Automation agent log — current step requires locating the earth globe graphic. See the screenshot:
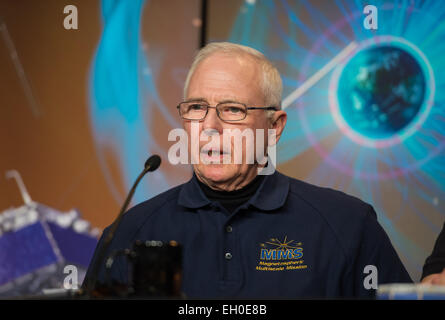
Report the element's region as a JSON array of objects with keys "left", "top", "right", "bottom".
[{"left": 330, "top": 37, "right": 434, "bottom": 148}]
